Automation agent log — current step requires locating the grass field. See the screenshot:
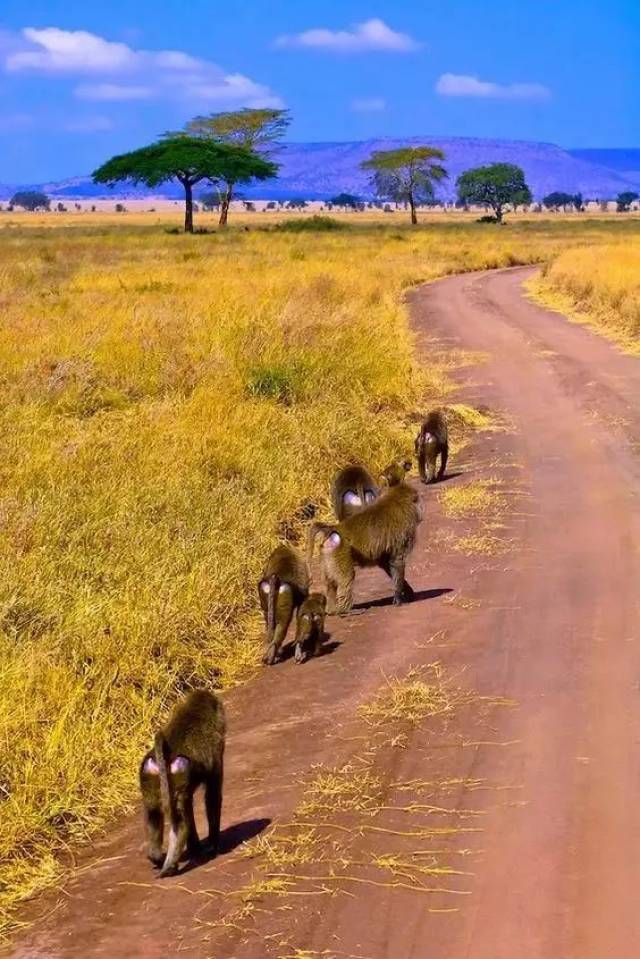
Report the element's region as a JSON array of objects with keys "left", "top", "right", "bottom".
[
  {"left": 1, "top": 213, "right": 640, "bottom": 931},
  {"left": 531, "top": 241, "right": 640, "bottom": 353}
]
